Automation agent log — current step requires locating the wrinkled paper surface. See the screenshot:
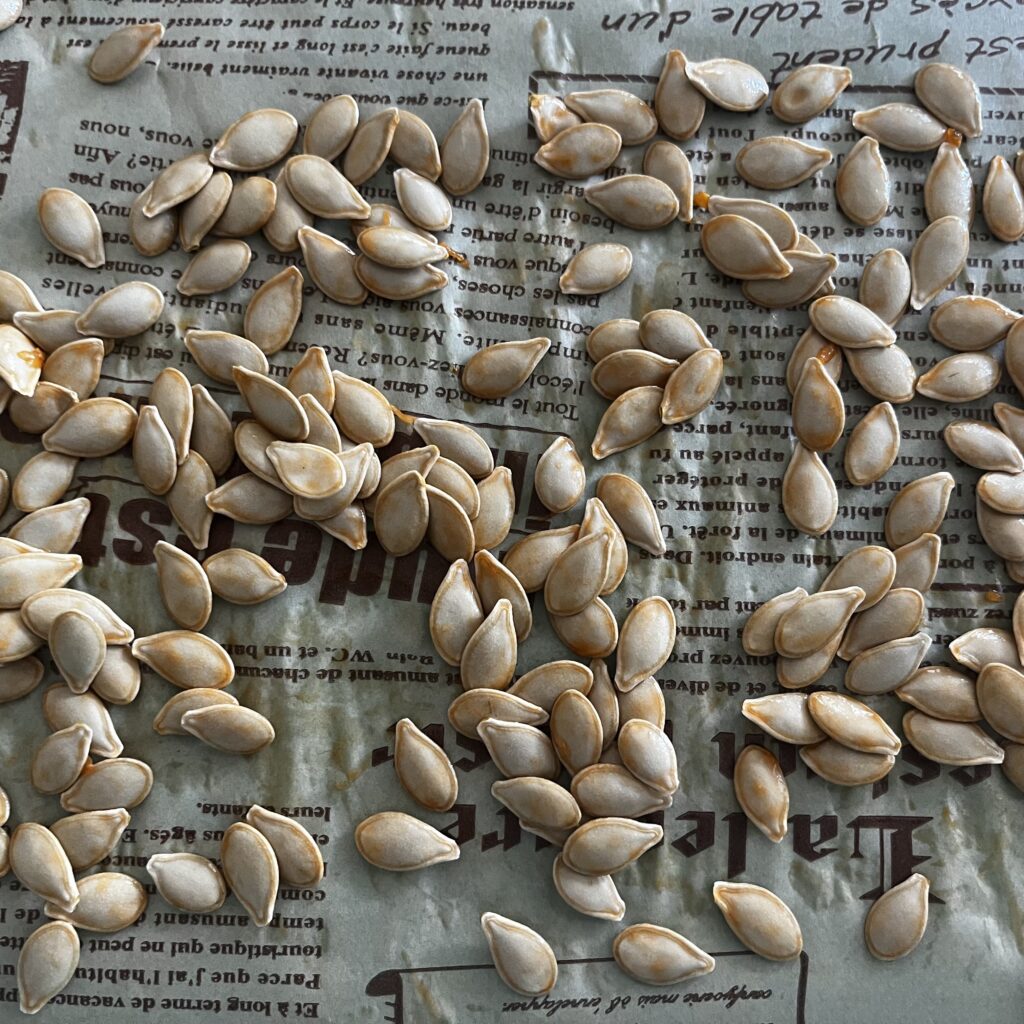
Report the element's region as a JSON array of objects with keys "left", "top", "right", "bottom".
[{"left": 0, "top": 1, "right": 1022, "bottom": 1021}]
